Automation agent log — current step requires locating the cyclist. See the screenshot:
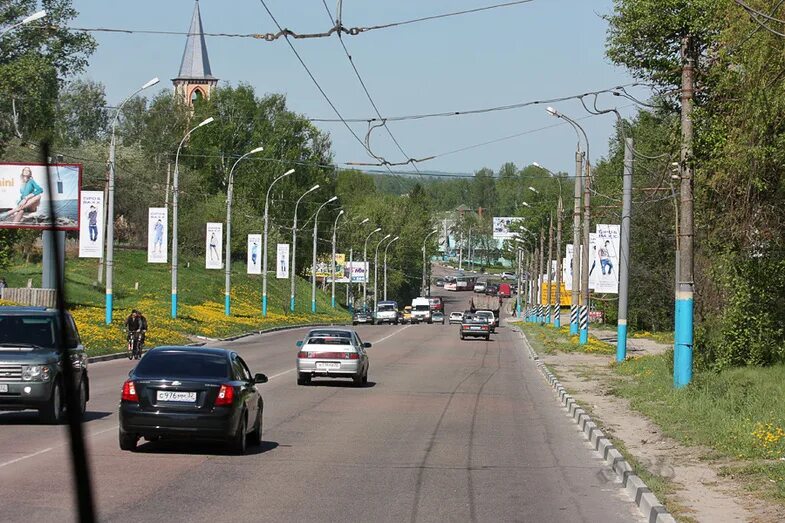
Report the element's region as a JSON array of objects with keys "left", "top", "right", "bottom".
[{"left": 124, "top": 309, "right": 148, "bottom": 358}]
